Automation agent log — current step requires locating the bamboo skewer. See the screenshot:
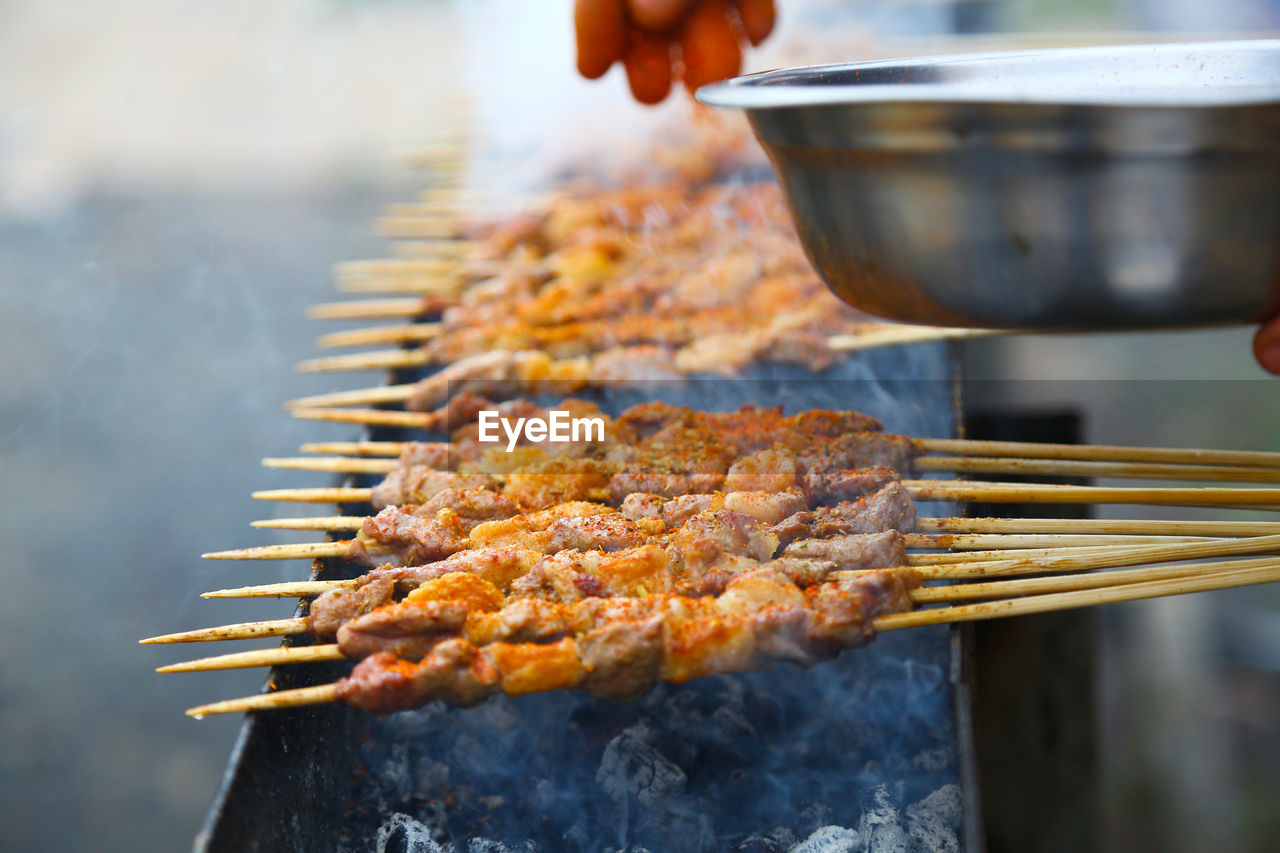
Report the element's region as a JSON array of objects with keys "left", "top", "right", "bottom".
[
  {"left": 317, "top": 324, "right": 444, "bottom": 349},
  {"left": 166, "top": 555, "right": 1280, "bottom": 673},
  {"left": 246, "top": 480, "right": 1280, "bottom": 509},
  {"left": 913, "top": 556, "right": 1280, "bottom": 603},
  {"left": 907, "top": 539, "right": 1219, "bottom": 565},
  {"left": 914, "top": 533, "right": 1280, "bottom": 579},
  {"left": 202, "top": 541, "right": 351, "bottom": 561},
  {"left": 251, "top": 487, "right": 373, "bottom": 503},
  {"left": 188, "top": 533, "right": 1280, "bottom": 606},
  {"left": 187, "top": 685, "right": 341, "bottom": 719},
  {"left": 260, "top": 450, "right": 1280, "bottom": 486},
  {"left": 395, "top": 240, "right": 483, "bottom": 258},
  {"left": 262, "top": 456, "right": 396, "bottom": 475},
  {"left": 919, "top": 437, "right": 1280, "bottom": 469},
  {"left": 140, "top": 618, "right": 308, "bottom": 645},
  {"left": 298, "top": 441, "right": 406, "bottom": 456},
  {"left": 157, "top": 644, "right": 346, "bottom": 673},
  {"left": 244, "top": 509, "right": 1268, "bottom": 539},
  {"left": 904, "top": 480, "right": 1280, "bottom": 508},
  {"left": 251, "top": 517, "right": 366, "bottom": 531},
  {"left": 296, "top": 350, "right": 430, "bottom": 374},
  {"left": 290, "top": 407, "right": 439, "bottom": 428},
  {"left": 291, "top": 439, "right": 1280, "bottom": 473},
  {"left": 194, "top": 538, "right": 1191, "bottom": 567},
  {"left": 915, "top": 517, "right": 1280, "bottom": 537},
  {"left": 826, "top": 327, "right": 1004, "bottom": 351},
  {"left": 307, "top": 299, "right": 427, "bottom": 322},
  {"left": 180, "top": 563, "right": 1280, "bottom": 716},
  {"left": 375, "top": 217, "right": 463, "bottom": 240},
  {"left": 280, "top": 426, "right": 1280, "bottom": 476},
  {"left": 285, "top": 384, "right": 416, "bottom": 409},
  {"left": 916, "top": 456, "right": 1280, "bottom": 484},
  {"left": 203, "top": 580, "right": 360, "bottom": 599},
  {"left": 289, "top": 325, "right": 1003, "bottom": 375},
  {"left": 245, "top": 509, "right": 1226, "bottom": 544},
  {"left": 876, "top": 561, "right": 1280, "bottom": 630},
  {"left": 196, "top": 534, "right": 1130, "bottom": 566},
  {"left": 335, "top": 258, "right": 465, "bottom": 277}
]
